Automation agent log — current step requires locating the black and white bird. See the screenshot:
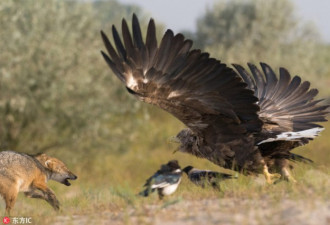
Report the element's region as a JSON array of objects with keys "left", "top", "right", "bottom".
[
  {"left": 139, "top": 160, "right": 182, "bottom": 200},
  {"left": 101, "top": 14, "right": 329, "bottom": 184},
  {"left": 183, "top": 166, "right": 234, "bottom": 191}
]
